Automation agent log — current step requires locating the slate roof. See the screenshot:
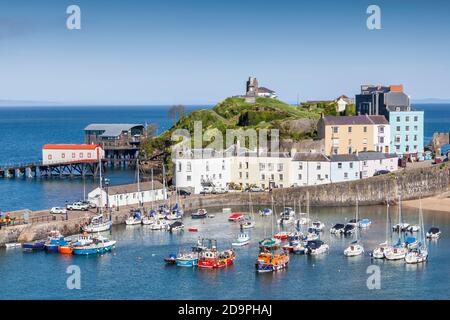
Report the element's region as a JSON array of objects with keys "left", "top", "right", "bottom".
[
  {"left": 107, "top": 181, "right": 164, "bottom": 195},
  {"left": 292, "top": 153, "right": 330, "bottom": 162},
  {"left": 330, "top": 154, "right": 359, "bottom": 162},
  {"left": 84, "top": 124, "right": 144, "bottom": 137},
  {"left": 321, "top": 115, "right": 388, "bottom": 125}
]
